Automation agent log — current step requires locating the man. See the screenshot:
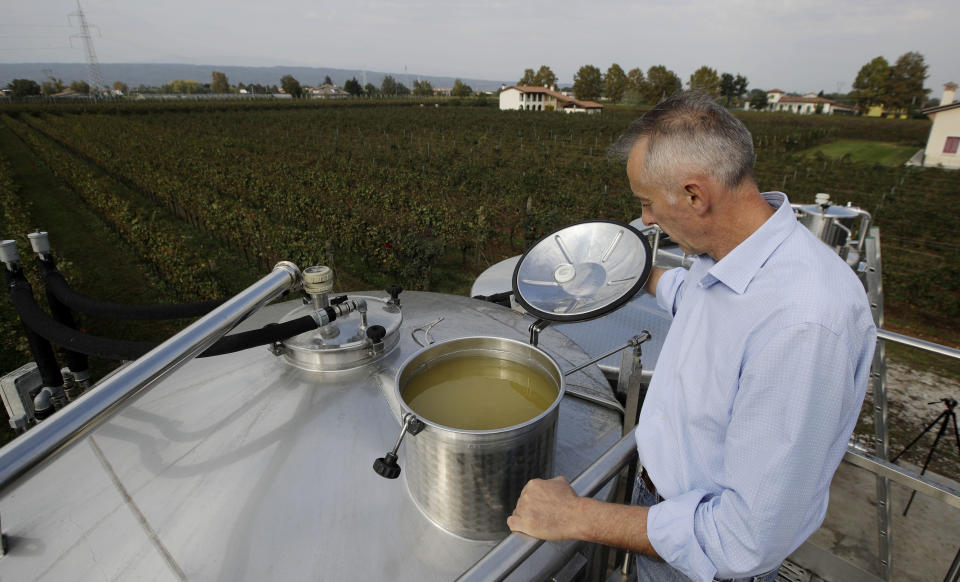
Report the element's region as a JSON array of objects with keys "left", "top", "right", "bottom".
[{"left": 507, "top": 91, "right": 876, "bottom": 582}]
